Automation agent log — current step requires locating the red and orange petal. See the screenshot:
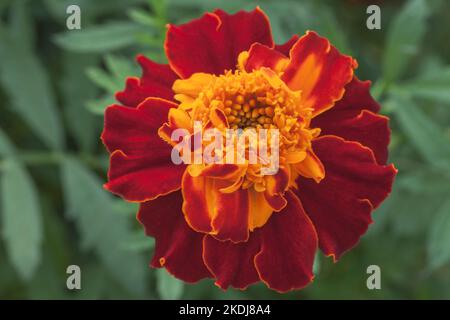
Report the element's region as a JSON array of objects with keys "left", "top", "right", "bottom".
[
  {"left": 293, "top": 136, "right": 397, "bottom": 260},
  {"left": 102, "top": 98, "right": 185, "bottom": 202},
  {"left": 181, "top": 171, "right": 250, "bottom": 243},
  {"left": 165, "top": 7, "right": 273, "bottom": 78},
  {"left": 254, "top": 190, "right": 317, "bottom": 292},
  {"left": 274, "top": 35, "right": 299, "bottom": 56},
  {"left": 281, "top": 31, "right": 356, "bottom": 116},
  {"left": 137, "top": 192, "right": 212, "bottom": 282},
  {"left": 243, "top": 43, "right": 289, "bottom": 73},
  {"left": 311, "top": 77, "right": 389, "bottom": 164},
  {"left": 203, "top": 233, "right": 261, "bottom": 290},
  {"left": 102, "top": 98, "right": 176, "bottom": 155}
]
